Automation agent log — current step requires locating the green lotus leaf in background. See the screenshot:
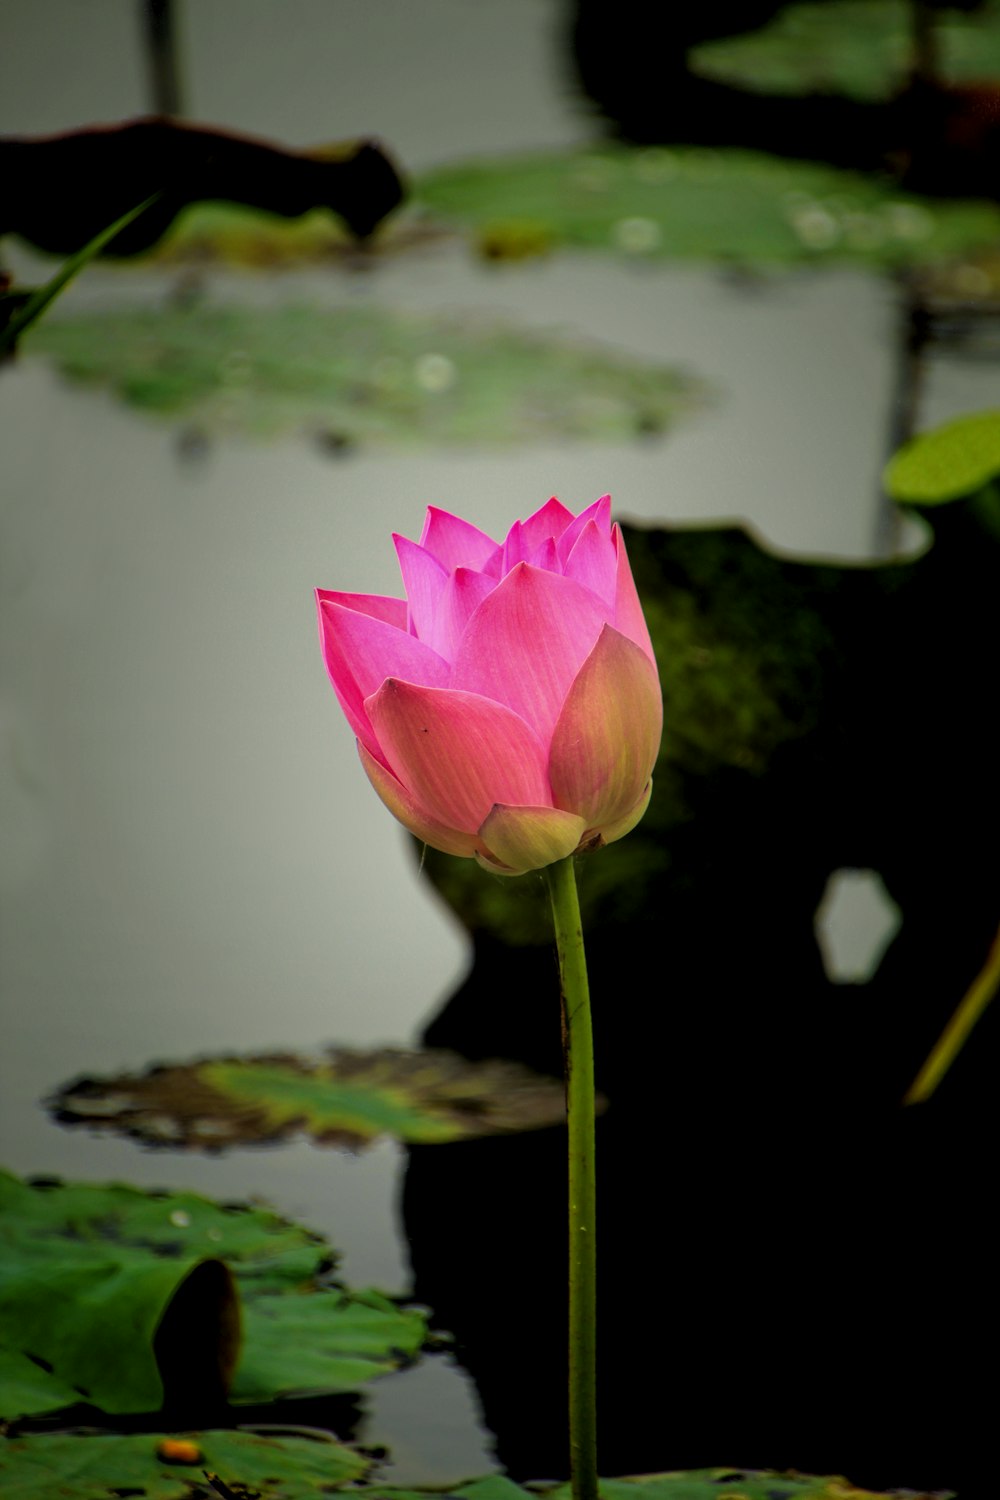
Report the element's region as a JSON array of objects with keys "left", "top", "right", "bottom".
[
  {"left": 690, "top": 0, "right": 1000, "bottom": 102},
  {"left": 414, "top": 147, "right": 1000, "bottom": 268},
  {"left": 0, "top": 1171, "right": 427, "bottom": 1421},
  {"left": 48, "top": 1047, "right": 575, "bottom": 1152},
  {"left": 884, "top": 408, "right": 1000, "bottom": 504},
  {"left": 0, "top": 1428, "right": 367, "bottom": 1500},
  {"left": 26, "top": 302, "right": 702, "bottom": 448}
]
